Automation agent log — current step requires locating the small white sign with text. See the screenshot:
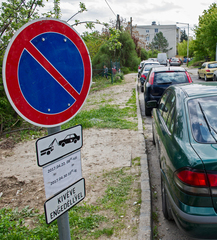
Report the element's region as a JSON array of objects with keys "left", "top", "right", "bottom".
[
  {"left": 43, "top": 150, "right": 82, "bottom": 199},
  {"left": 44, "top": 178, "right": 85, "bottom": 224}
]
